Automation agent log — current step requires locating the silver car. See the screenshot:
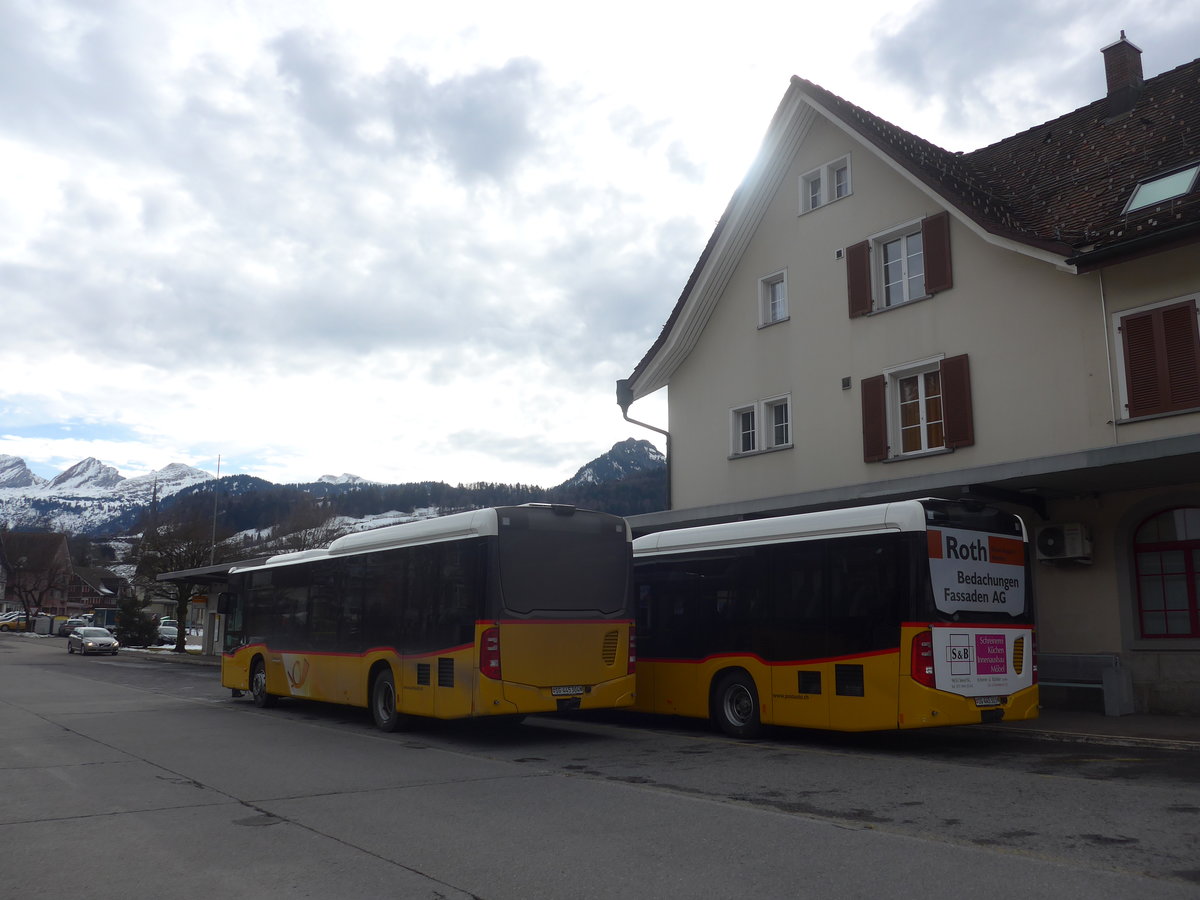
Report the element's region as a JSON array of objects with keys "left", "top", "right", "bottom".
[{"left": 67, "top": 627, "right": 120, "bottom": 656}]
